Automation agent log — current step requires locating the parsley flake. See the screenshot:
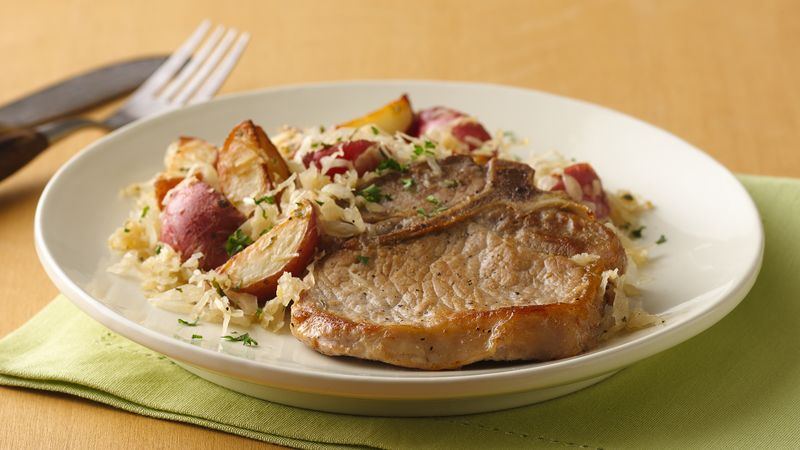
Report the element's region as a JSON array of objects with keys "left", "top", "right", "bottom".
[
  {"left": 656, "top": 234, "right": 667, "bottom": 244},
  {"left": 443, "top": 179, "right": 459, "bottom": 188},
  {"left": 357, "top": 255, "right": 369, "bottom": 265},
  {"left": 256, "top": 307, "right": 264, "bottom": 319},
  {"left": 416, "top": 207, "right": 431, "bottom": 218},
  {"left": 412, "top": 142, "right": 435, "bottom": 160},
  {"left": 370, "top": 125, "right": 380, "bottom": 135},
  {"left": 178, "top": 318, "right": 198, "bottom": 326},
  {"left": 123, "top": 227, "right": 130, "bottom": 233},
  {"left": 255, "top": 195, "right": 275, "bottom": 205},
  {"left": 377, "top": 158, "right": 406, "bottom": 173},
  {"left": 222, "top": 333, "right": 258, "bottom": 347},
  {"left": 225, "top": 229, "right": 253, "bottom": 256},
  {"left": 315, "top": 199, "right": 325, "bottom": 206},
  {"left": 630, "top": 226, "right": 646, "bottom": 239},
  {"left": 191, "top": 334, "right": 203, "bottom": 340},
  {"left": 401, "top": 178, "right": 415, "bottom": 190},
  {"left": 621, "top": 193, "right": 635, "bottom": 201},
  {"left": 358, "top": 184, "right": 390, "bottom": 203},
  {"left": 211, "top": 280, "right": 226, "bottom": 298},
  {"left": 503, "top": 130, "right": 518, "bottom": 142},
  {"left": 425, "top": 195, "right": 441, "bottom": 206},
  {"left": 140, "top": 205, "right": 150, "bottom": 218},
  {"left": 155, "top": 245, "right": 162, "bottom": 255}
]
